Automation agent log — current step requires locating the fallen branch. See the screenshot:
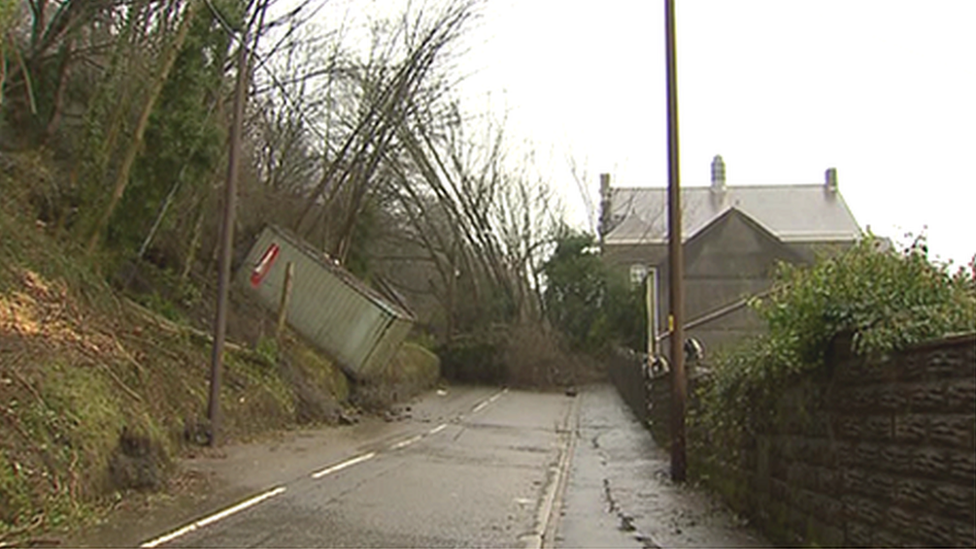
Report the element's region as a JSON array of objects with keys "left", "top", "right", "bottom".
[
  {"left": 117, "top": 330, "right": 184, "bottom": 362},
  {"left": 121, "top": 298, "right": 184, "bottom": 334},
  {"left": 96, "top": 362, "right": 143, "bottom": 403},
  {"left": 120, "top": 297, "right": 267, "bottom": 364},
  {"left": 0, "top": 402, "right": 35, "bottom": 444},
  {"left": 9, "top": 363, "right": 44, "bottom": 407},
  {"left": 95, "top": 327, "right": 149, "bottom": 376},
  {"left": 0, "top": 514, "right": 45, "bottom": 547}
]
